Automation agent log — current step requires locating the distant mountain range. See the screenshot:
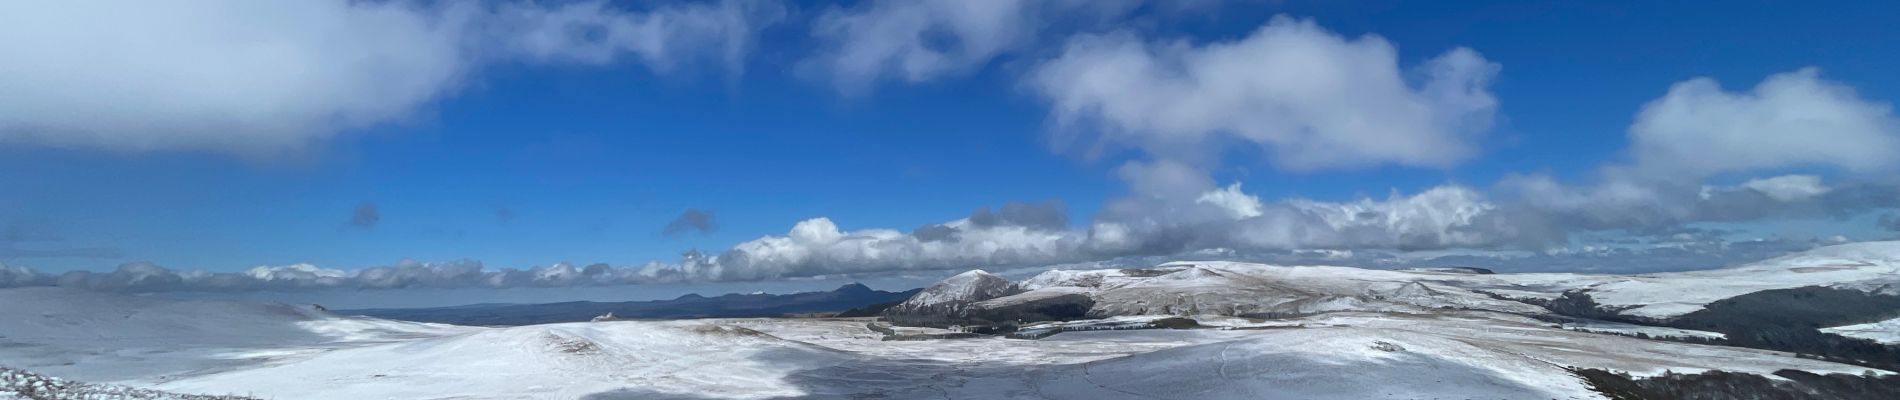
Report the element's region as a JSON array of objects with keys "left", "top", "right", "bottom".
[{"left": 340, "top": 283, "right": 921, "bottom": 326}]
